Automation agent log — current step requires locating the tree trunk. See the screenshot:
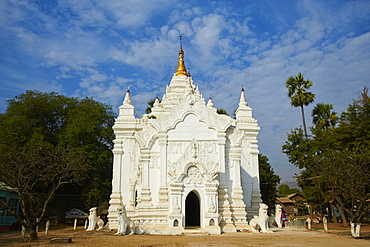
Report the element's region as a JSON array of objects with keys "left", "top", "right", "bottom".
[
  {"left": 56, "top": 205, "right": 66, "bottom": 224},
  {"left": 329, "top": 203, "right": 338, "bottom": 223},
  {"left": 350, "top": 222, "right": 361, "bottom": 238},
  {"left": 29, "top": 227, "right": 38, "bottom": 240},
  {"left": 335, "top": 203, "right": 348, "bottom": 226},
  {"left": 355, "top": 223, "right": 361, "bottom": 238},
  {"left": 300, "top": 105, "right": 308, "bottom": 138}
]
